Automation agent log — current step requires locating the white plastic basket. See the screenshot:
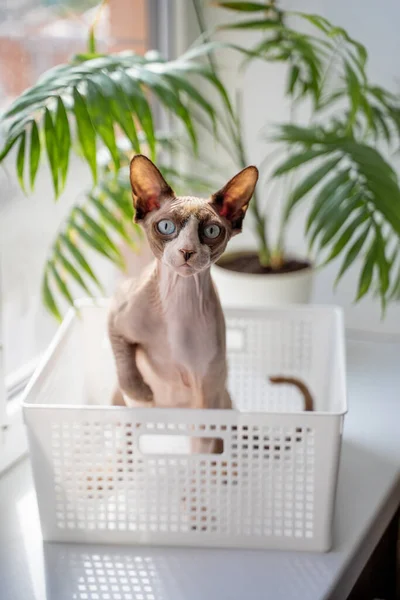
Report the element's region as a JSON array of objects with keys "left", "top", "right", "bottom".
[{"left": 23, "top": 300, "right": 346, "bottom": 552}]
